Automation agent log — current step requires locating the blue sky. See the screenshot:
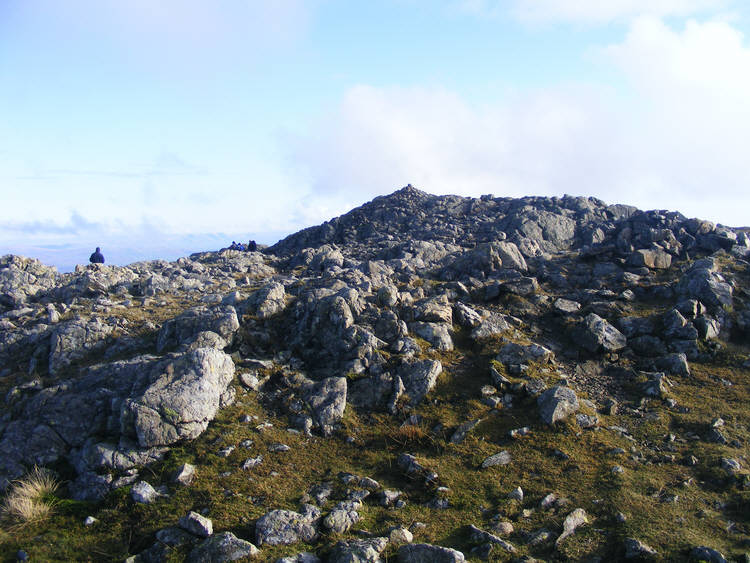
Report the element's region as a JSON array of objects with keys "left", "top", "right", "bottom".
[{"left": 1, "top": 0, "right": 749, "bottom": 271}]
